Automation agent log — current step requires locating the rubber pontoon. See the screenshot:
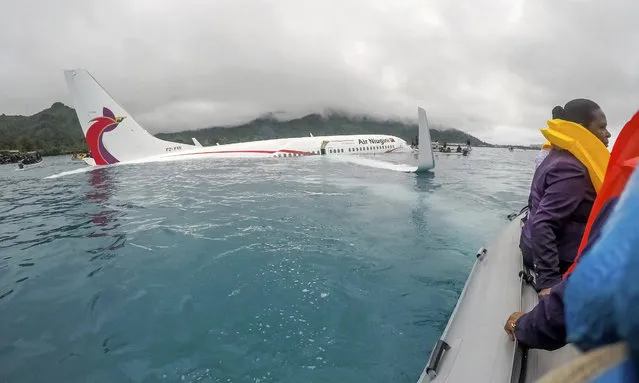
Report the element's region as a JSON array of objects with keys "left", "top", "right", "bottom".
[{"left": 417, "top": 209, "right": 580, "bottom": 383}]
